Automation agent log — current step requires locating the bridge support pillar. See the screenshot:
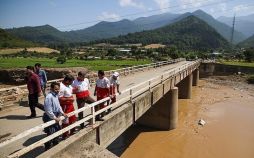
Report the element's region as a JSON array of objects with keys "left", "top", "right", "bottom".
[
  {"left": 177, "top": 73, "right": 192, "bottom": 99},
  {"left": 136, "top": 87, "right": 178, "bottom": 130},
  {"left": 192, "top": 68, "right": 199, "bottom": 86}
]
